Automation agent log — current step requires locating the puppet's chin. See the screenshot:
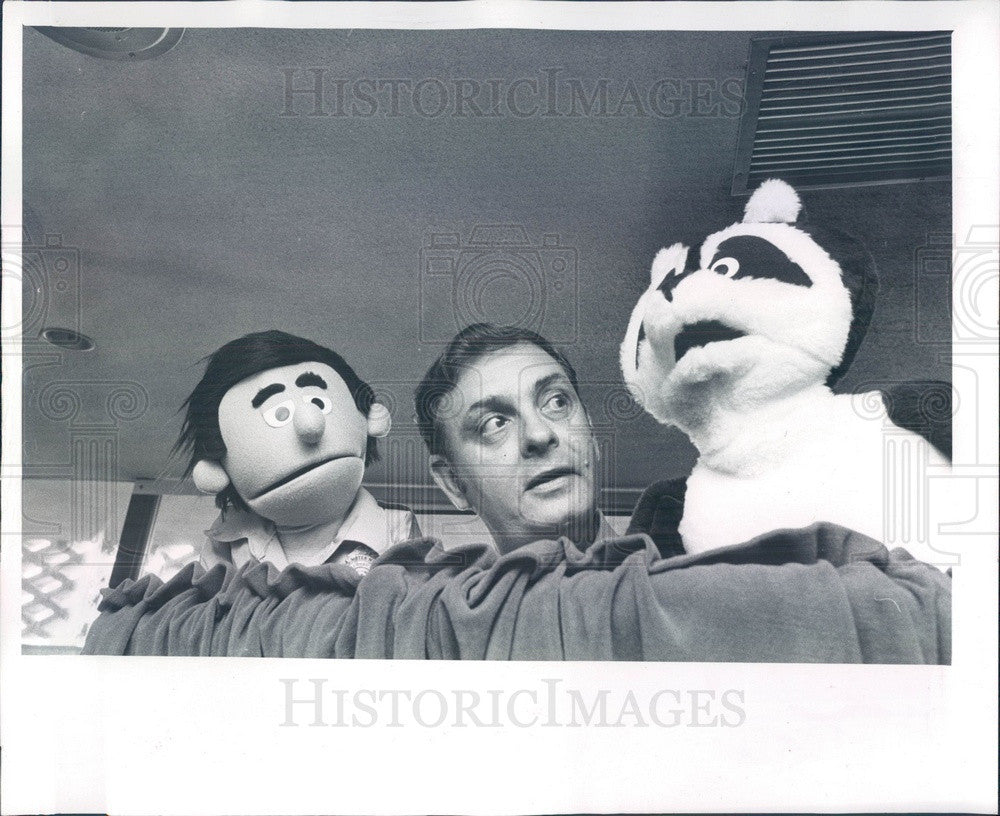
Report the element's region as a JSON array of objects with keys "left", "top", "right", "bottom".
[
  {"left": 247, "top": 456, "right": 365, "bottom": 527},
  {"left": 651, "top": 335, "right": 827, "bottom": 425}
]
